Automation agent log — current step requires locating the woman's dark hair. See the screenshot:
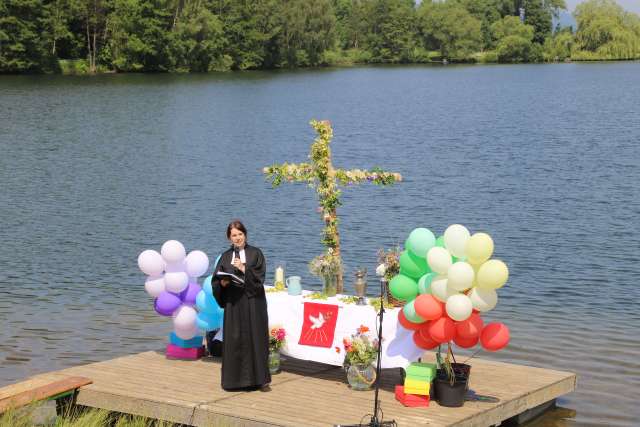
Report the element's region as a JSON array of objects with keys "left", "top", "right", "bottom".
[{"left": 226, "top": 220, "right": 247, "bottom": 239}]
